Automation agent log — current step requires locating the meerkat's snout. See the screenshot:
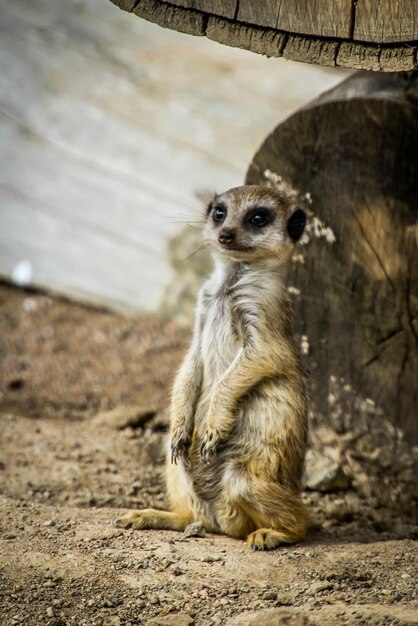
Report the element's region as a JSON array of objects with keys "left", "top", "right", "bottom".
[{"left": 218, "top": 228, "right": 236, "bottom": 246}]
